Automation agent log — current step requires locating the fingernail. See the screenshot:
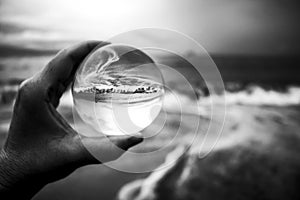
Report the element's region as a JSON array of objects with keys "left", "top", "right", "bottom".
[
  {"left": 99, "top": 41, "right": 111, "bottom": 46},
  {"left": 128, "top": 136, "right": 143, "bottom": 146}
]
